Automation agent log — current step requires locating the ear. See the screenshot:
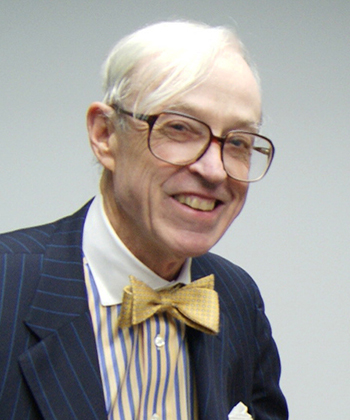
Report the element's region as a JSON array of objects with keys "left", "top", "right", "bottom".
[{"left": 87, "top": 102, "right": 117, "bottom": 171}]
